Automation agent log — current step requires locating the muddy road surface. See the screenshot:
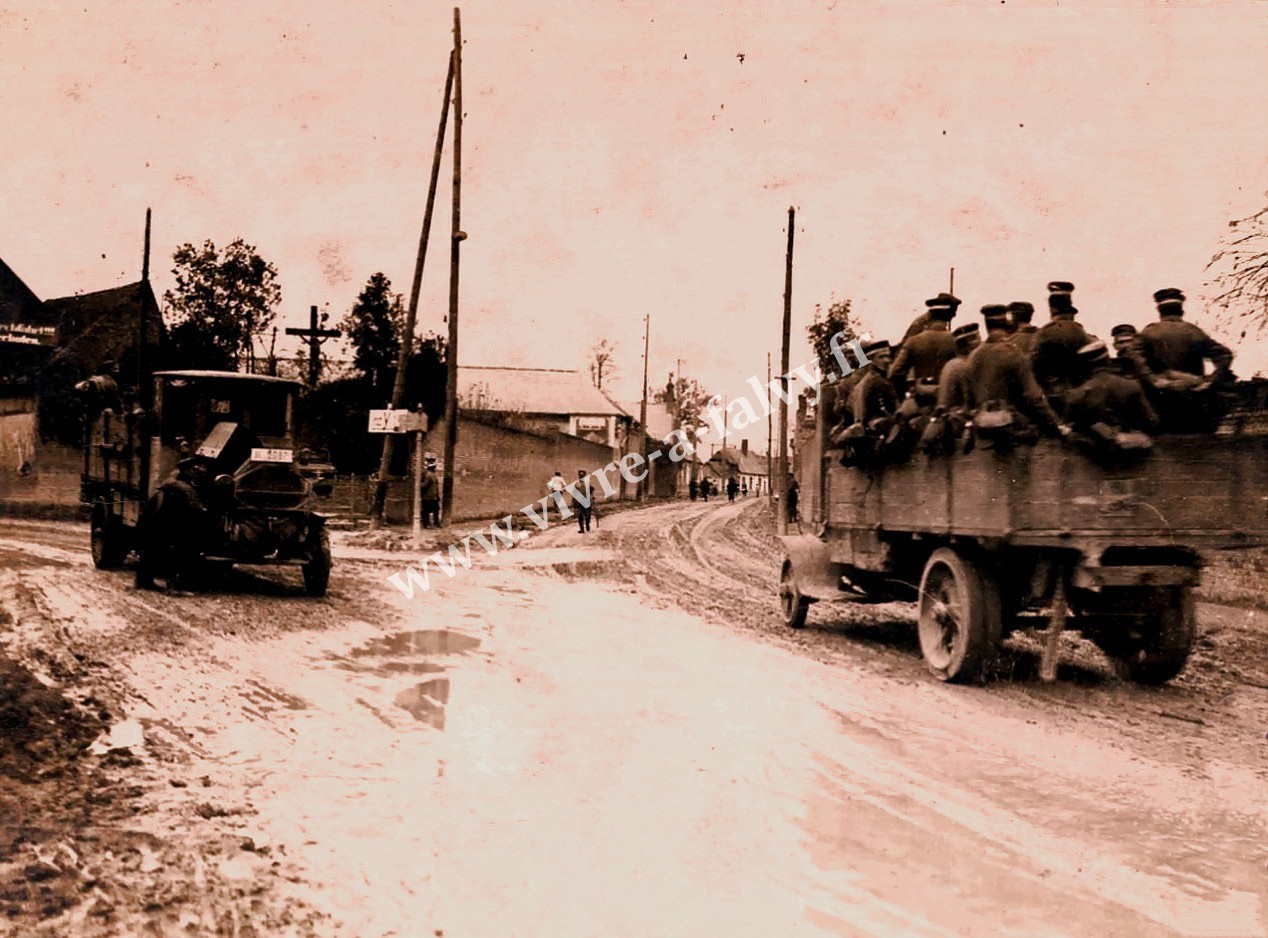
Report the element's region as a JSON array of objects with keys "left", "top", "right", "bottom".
[{"left": 0, "top": 504, "right": 1264, "bottom": 936}]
